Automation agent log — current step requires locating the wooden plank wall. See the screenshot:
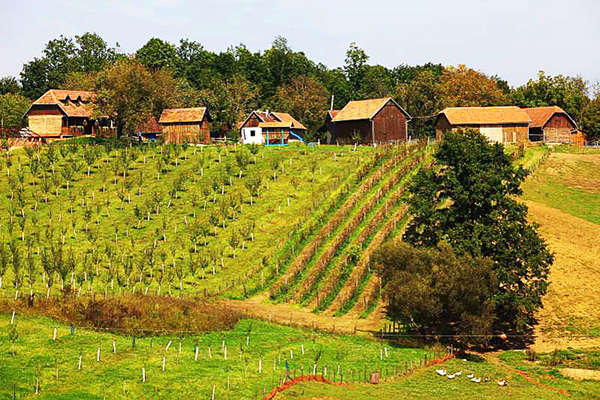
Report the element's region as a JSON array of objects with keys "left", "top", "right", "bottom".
[{"left": 372, "top": 103, "right": 407, "bottom": 142}]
